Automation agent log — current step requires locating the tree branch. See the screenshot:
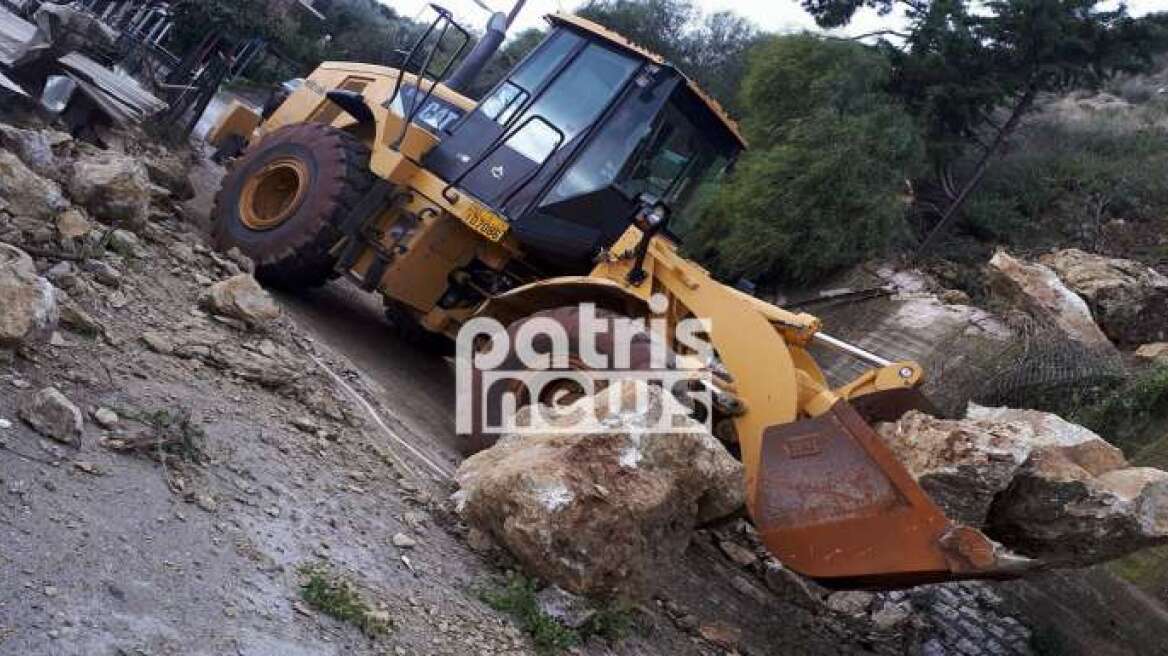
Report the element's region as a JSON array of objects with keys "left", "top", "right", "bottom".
[
  {"left": 917, "top": 85, "right": 1040, "bottom": 256},
  {"left": 845, "top": 30, "right": 911, "bottom": 41}
]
